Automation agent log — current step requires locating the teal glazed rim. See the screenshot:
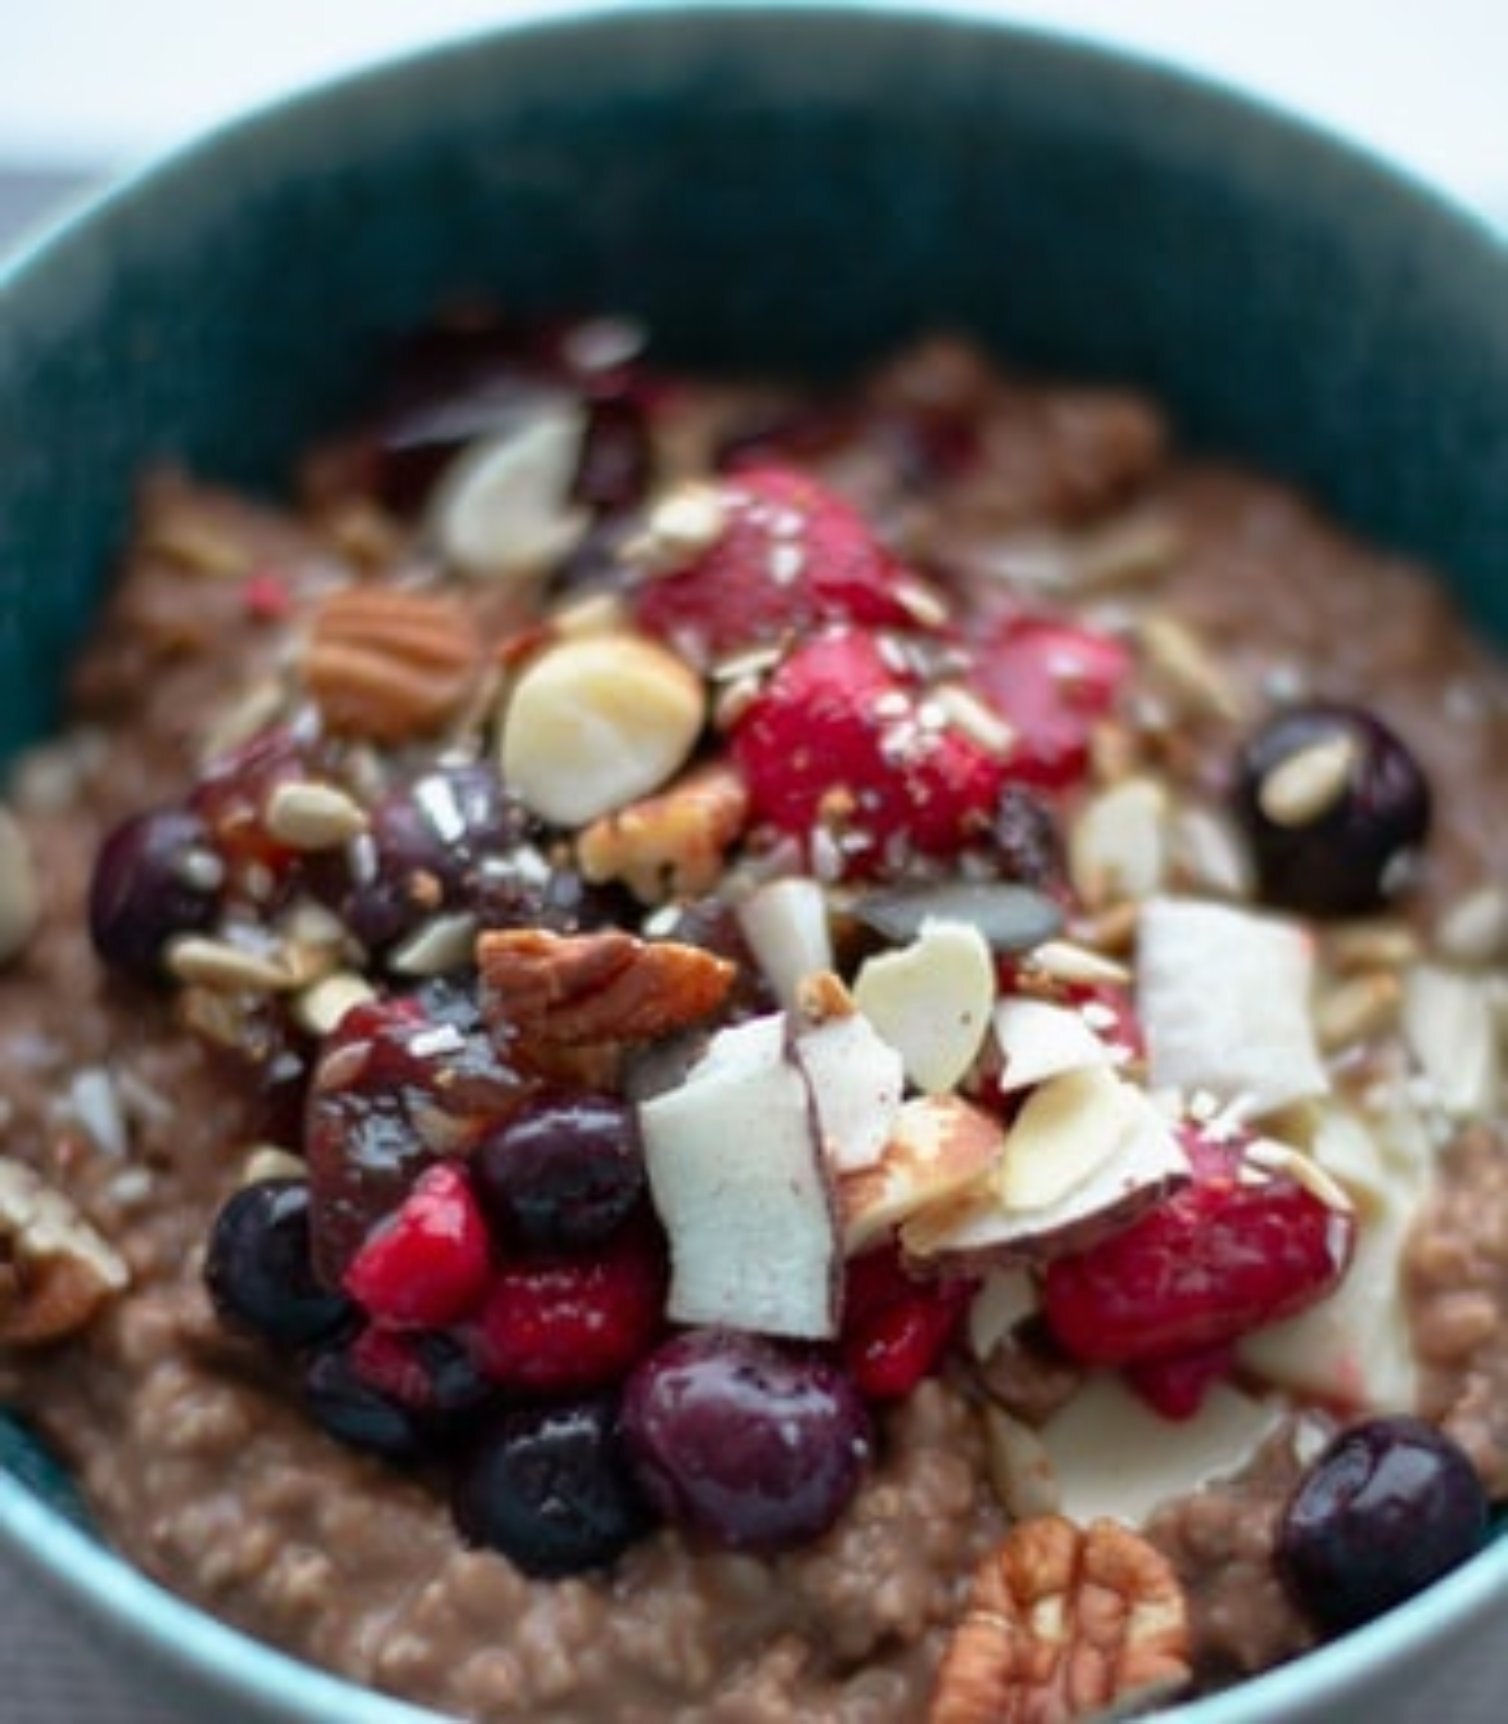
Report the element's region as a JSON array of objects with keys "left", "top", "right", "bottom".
[{"left": 1, "top": 5, "right": 1506, "bottom": 1720}]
